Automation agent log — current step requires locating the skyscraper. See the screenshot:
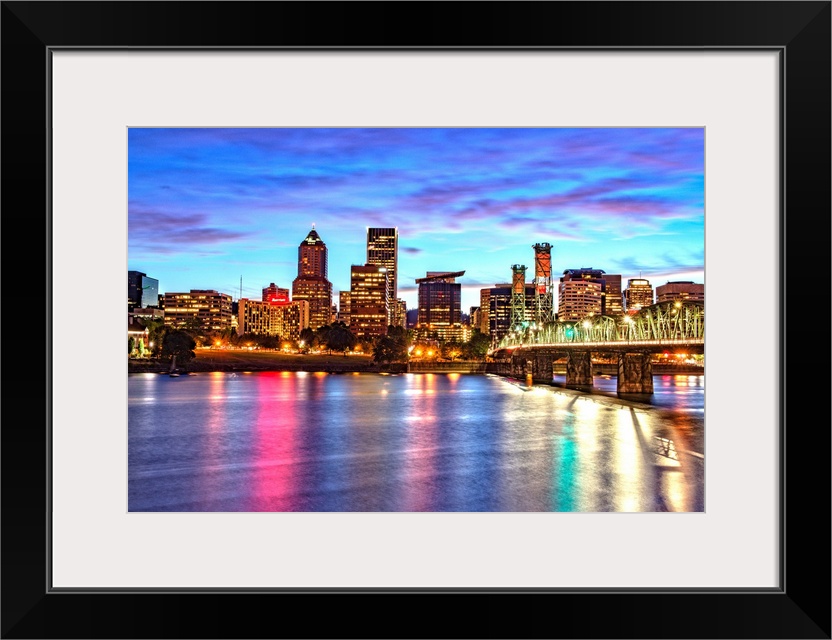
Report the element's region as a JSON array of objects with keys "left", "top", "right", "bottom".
[
  {"left": 485, "top": 282, "right": 535, "bottom": 345},
  {"left": 416, "top": 271, "right": 464, "bottom": 341},
  {"left": 366, "top": 227, "right": 398, "bottom": 326},
  {"left": 624, "top": 278, "right": 654, "bottom": 312},
  {"left": 291, "top": 226, "right": 333, "bottom": 330},
  {"left": 349, "top": 264, "right": 389, "bottom": 339},
  {"left": 338, "top": 291, "right": 351, "bottom": 326},
  {"left": 128, "top": 270, "right": 159, "bottom": 311}
]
